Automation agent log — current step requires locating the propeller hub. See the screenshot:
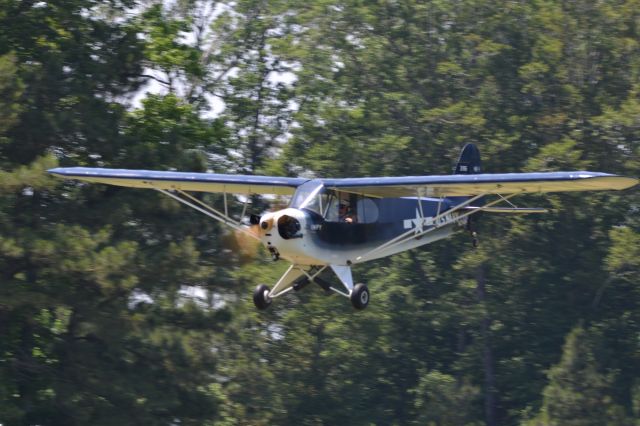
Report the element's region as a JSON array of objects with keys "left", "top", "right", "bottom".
[{"left": 277, "top": 215, "right": 302, "bottom": 240}]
